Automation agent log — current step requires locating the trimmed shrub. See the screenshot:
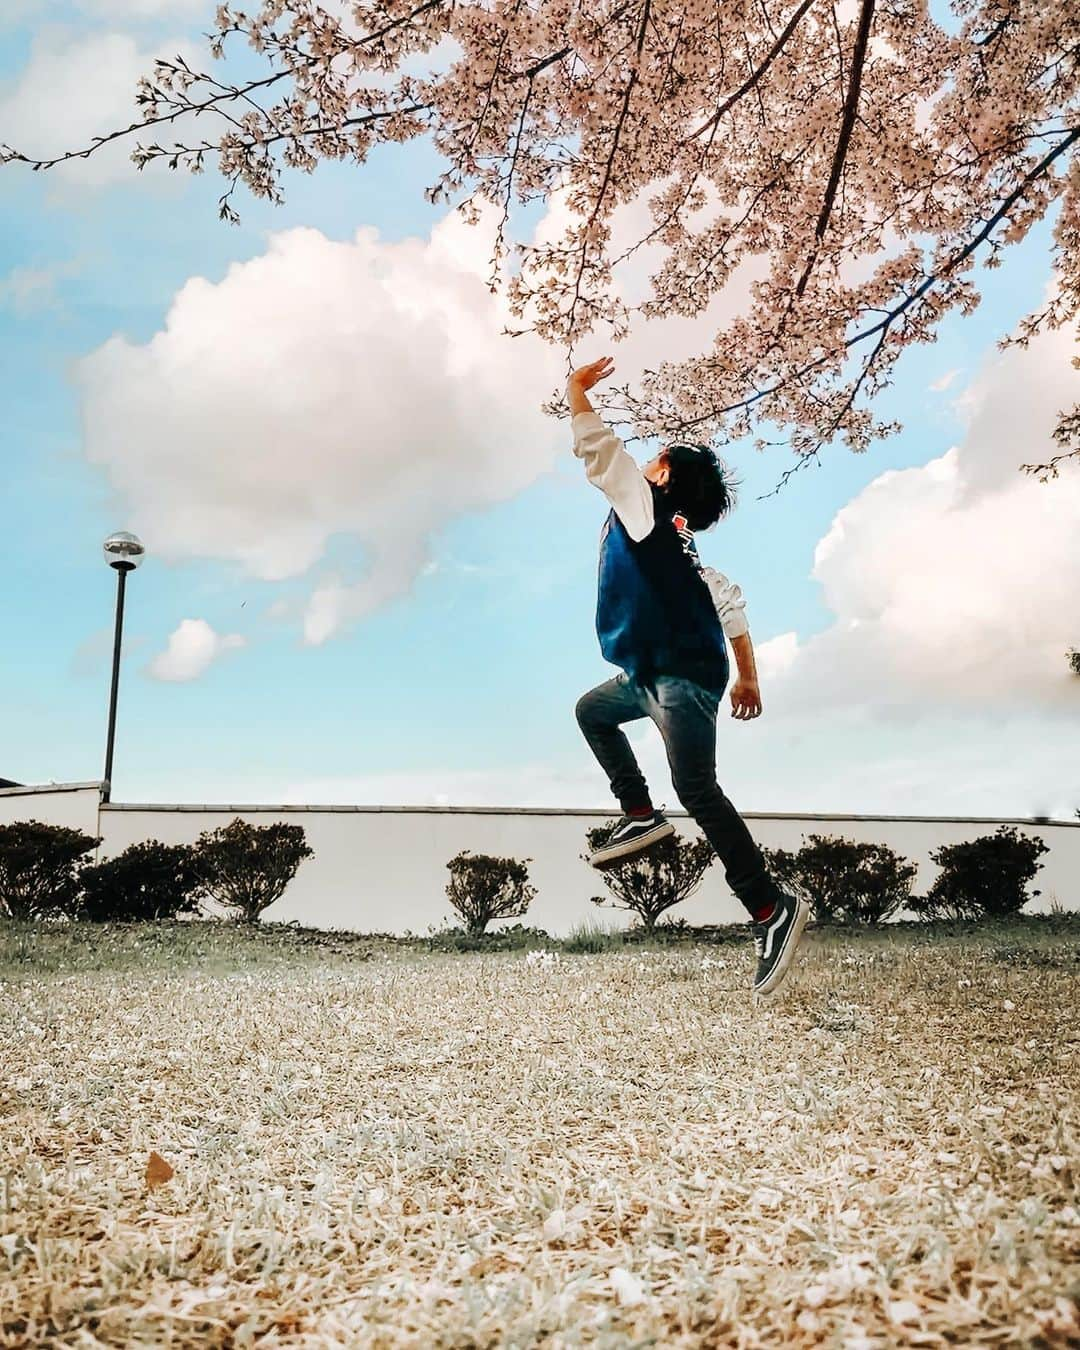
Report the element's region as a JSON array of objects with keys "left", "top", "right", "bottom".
[
  {"left": 763, "top": 834, "right": 917, "bottom": 924},
  {"left": 0, "top": 820, "right": 100, "bottom": 920},
  {"left": 562, "top": 919, "right": 627, "bottom": 953},
  {"left": 912, "top": 826, "right": 1049, "bottom": 920},
  {"left": 585, "top": 826, "right": 715, "bottom": 930},
  {"left": 79, "top": 841, "right": 201, "bottom": 922},
  {"left": 426, "top": 922, "right": 550, "bottom": 953},
  {"left": 192, "top": 819, "right": 314, "bottom": 923},
  {"left": 445, "top": 852, "right": 536, "bottom": 936}
]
